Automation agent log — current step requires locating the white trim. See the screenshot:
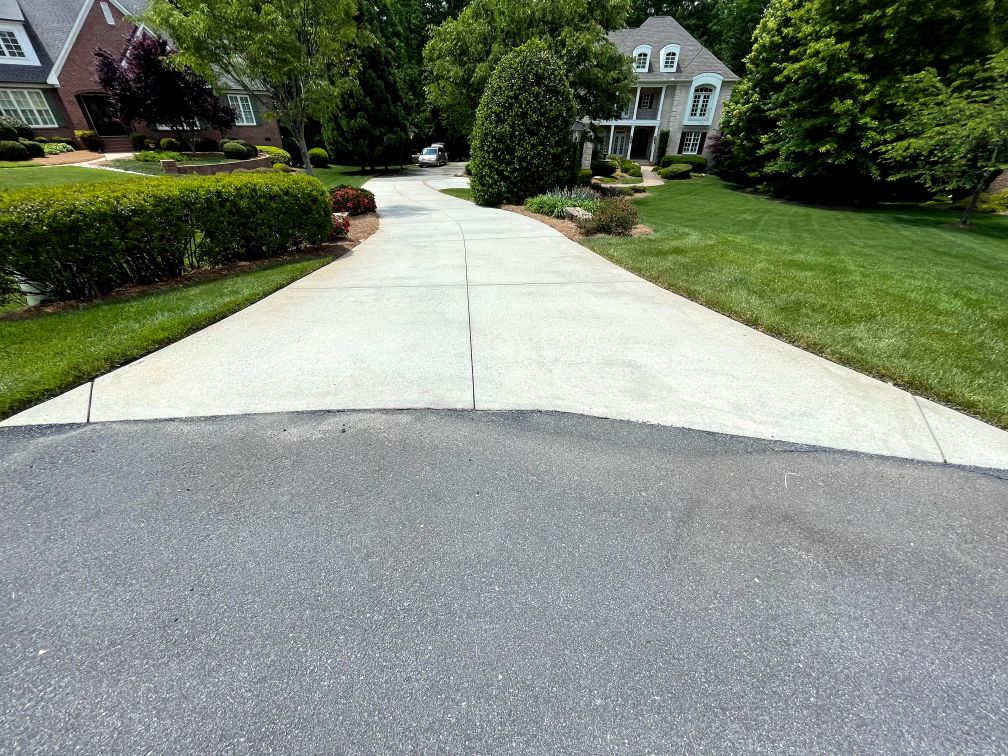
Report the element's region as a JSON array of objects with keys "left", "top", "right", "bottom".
[
  {"left": 99, "top": 2, "right": 114, "bottom": 25},
  {"left": 683, "top": 73, "right": 723, "bottom": 126},
  {"left": 631, "top": 85, "right": 641, "bottom": 120},
  {"left": 0, "top": 23, "right": 40, "bottom": 66},
  {"left": 659, "top": 44, "right": 680, "bottom": 73},
  {"left": 47, "top": 0, "right": 134, "bottom": 86}
]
